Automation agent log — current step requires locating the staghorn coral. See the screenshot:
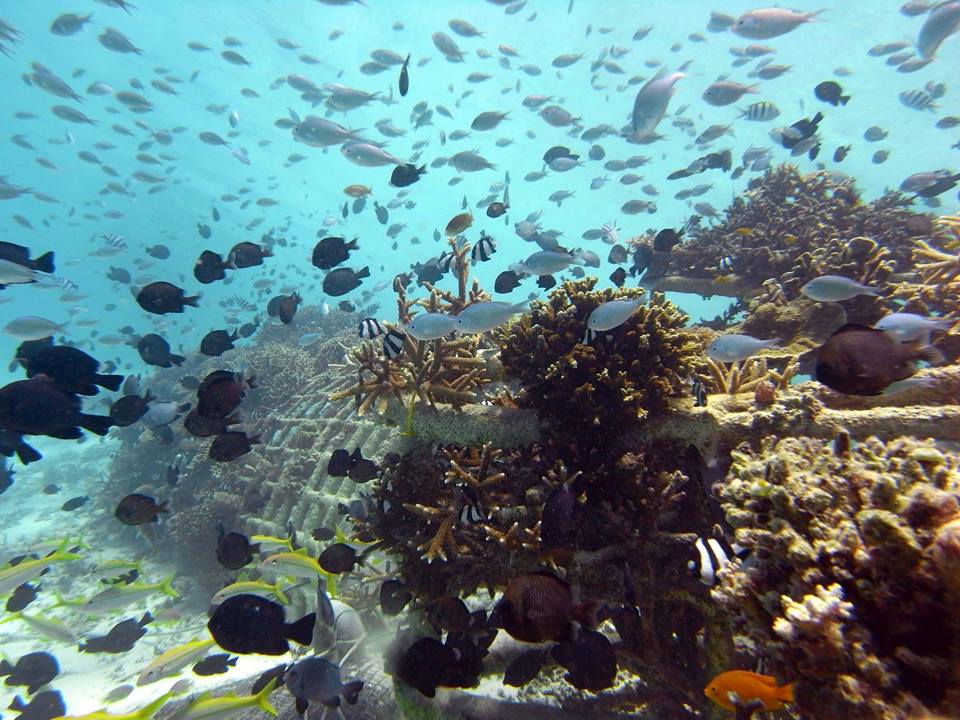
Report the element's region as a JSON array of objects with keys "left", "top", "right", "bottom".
[
  {"left": 697, "top": 355, "right": 798, "bottom": 395},
  {"left": 714, "top": 434, "right": 960, "bottom": 719},
  {"left": 495, "top": 277, "right": 699, "bottom": 465},
  {"left": 889, "top": 216, "right": 960, "bottom": 325},
  {"left": 329, "top": 238, "right": 497, "bottom": 418}
]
